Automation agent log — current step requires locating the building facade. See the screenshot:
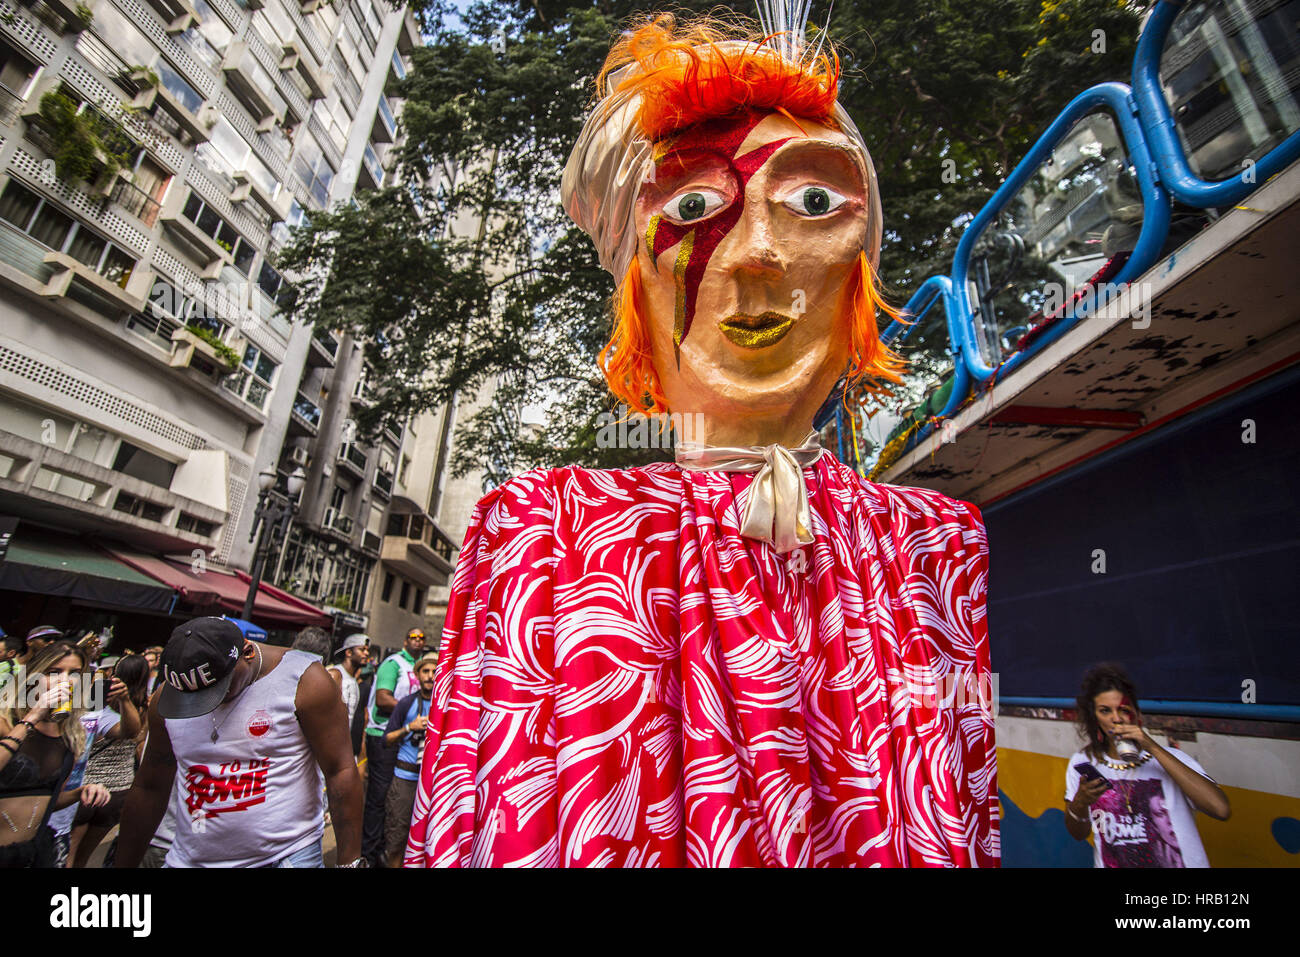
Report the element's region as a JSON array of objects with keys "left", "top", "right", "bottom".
[{"left": 0, "top": 0, "right": 435, "bottom": 642}]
